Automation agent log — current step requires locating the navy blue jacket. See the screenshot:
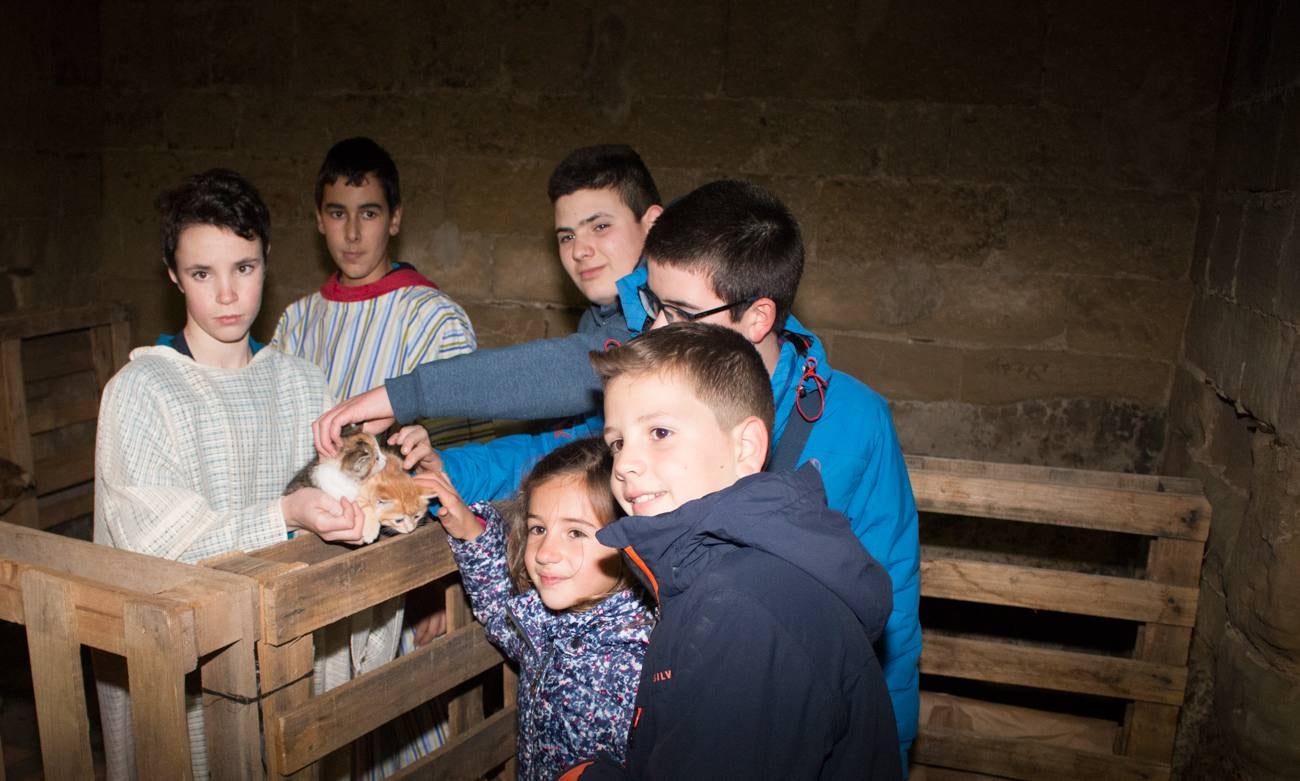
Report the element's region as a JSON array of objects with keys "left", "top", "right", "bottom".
[{"left": 573, "top": 466, "right": 901, "bottom": 780}]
